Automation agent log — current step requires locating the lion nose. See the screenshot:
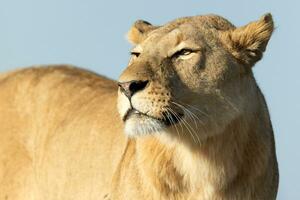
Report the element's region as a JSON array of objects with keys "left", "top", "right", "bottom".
[{"left": 118, "top": 80, "right": 149, "bottom": 99}]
